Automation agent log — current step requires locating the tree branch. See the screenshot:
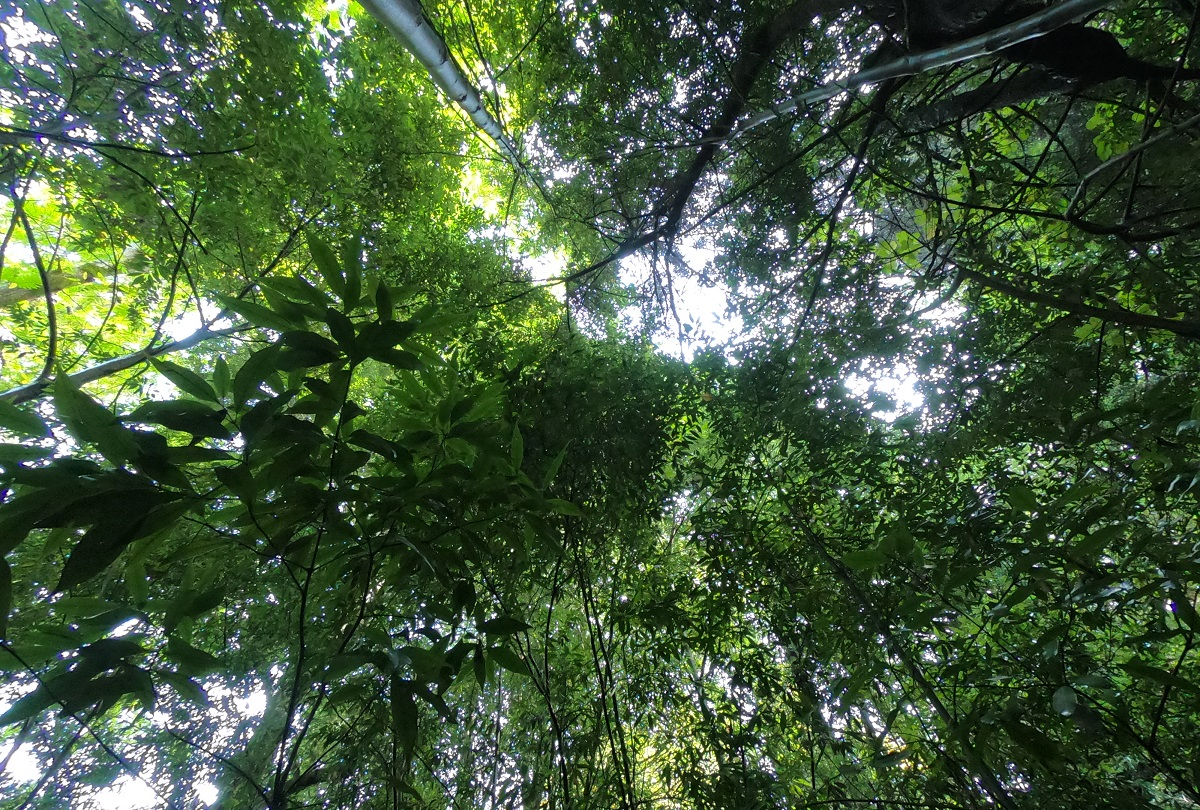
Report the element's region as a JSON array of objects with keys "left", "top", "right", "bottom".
[
  {"left": 654, "top": 0, "right": 851, "bottom": 240},
  {"left": 736, "top": 0, "right": 1113, "bottom": 134},
  {"left": 0, "top": 270, "right": 100, "bottom": 309},
  {"left": 900, "top": 68, "right": 1076, "bottom": 130},
  {"left": 959, "top": 265, "right": 1200, "bottom": 338},
  {"left": 0, "top": 324, "right": 251, "bottom": 405},
  {"left": 360, "top": 0, "right": 520, "bottom": 165}
]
